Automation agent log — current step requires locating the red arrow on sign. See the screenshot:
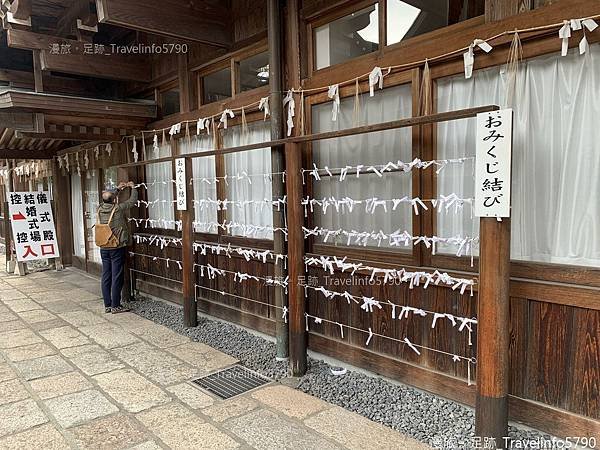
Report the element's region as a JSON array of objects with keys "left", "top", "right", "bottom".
[{"left": 12, "top": 211, "right": 26, "bottom": 221}]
